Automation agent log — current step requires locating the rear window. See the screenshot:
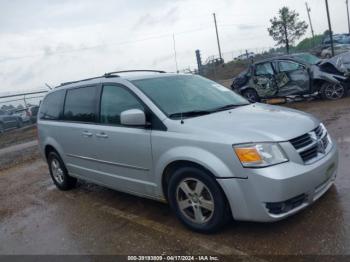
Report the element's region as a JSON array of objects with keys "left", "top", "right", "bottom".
[
  {"left": 63, "top": 86, "right": 99, "bottom": 123},
  {"left": 39, "top": 90, "right": 66, "bottom": 120}
]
